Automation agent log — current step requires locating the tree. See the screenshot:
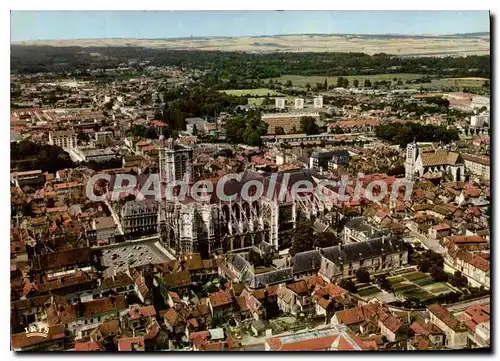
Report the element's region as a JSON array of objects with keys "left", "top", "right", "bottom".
[
  {"left": 450, "top": 271, "right": 468, "bottom": 288},
  {"left": 285, "top": 80, "right": 293, "bottom": 87},
  {"left": 342, "top": 78, "right": 349, "bottom": 88},
  {"left": 192, "top": 124, "right": 198, "bottom": 136},
  {"left": 338, "top": 279, "right": 357, "bottom": 294},
  {"left": 337, "top": 77, "right": 344, "bottom": 88},
  {"left": 275, "top": 126, "right": 285, "bottom": 135},
  {"left": 289, "top": 221, "right": 315, "bottom": 256},
  {"left": 324, "top": 78, "right": 328, "bottom": 90},
  {"left": 430, "top": 266, "right": 449, "bottom": 283},
  {"left": 226, "top": 110, "right": 267, "bottom": 146},
  {"left": 313, "top": 232, "right": 340, "bottom": 248},
  {"left": 248, "top": 249, "right": 273, "bottom": 268},
  {"left": 364, "top": 79, "right": 372, "bottom": 88},
  {"left": 418, "top": 259, "right": 431, "bottom": 273},
  {"left": 377, "top": 274, "right": 392, "bottom": 292},
  {"left": 356, "top": 268, "right": 371, "bottom": 284},
  {"left": 353, "top": 79, "right": 359, "bottom": 88},
  {"left": 300, "top": 116, "right": 320, "bottom": 135},
  {"left": 146, "top": 127, "right": 158, "bottom": 140},
  {"left": 305, "top": 83, "right": 311, "bottom": 91}
]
